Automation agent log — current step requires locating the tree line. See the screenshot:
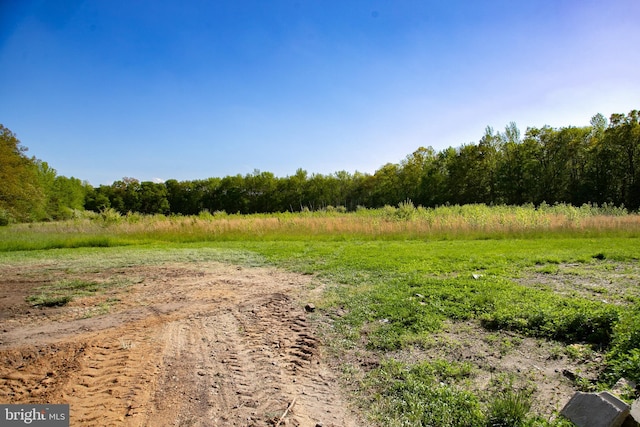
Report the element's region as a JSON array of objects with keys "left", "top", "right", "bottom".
[{"left": 1, "top": 109, "right": 639, "bottom": 223}]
